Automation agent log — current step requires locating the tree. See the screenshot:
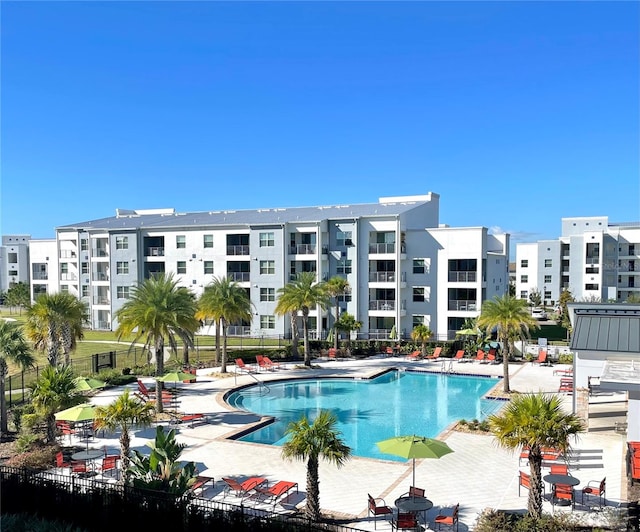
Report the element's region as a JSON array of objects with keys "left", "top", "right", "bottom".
[
  {"left": 0, "top": 321, "right": 34, "bottom": 434},
  {"left": 196, "top": 277, "right": 253, "bottom": 374},
  {"left": 115, "top": 273, "right": 199, "bottom": 413},
  {"left": 281, "top": 410, "right": 351, "bottom": 521},
  {"left": 4, "top": 282, "right": 30, "bottom": 315},
  {"left": 128, "top": 426, "right": 197, "bottom": 494},
  {"left": 489, "top": 394, "right": 584, "bottom": 519},
  {"left": 29, "top": 365, "right": 81, "bottom": 443},
  {"left": 410, "top": 324, "right": 432, "bottom": 356},
  {"left": 334, "top": 312, "right": 362, "bottom": 349},
  {"left": 477, "top": 295, "right": 539, "bottom": 393},
  {"left": 325, "top": 276, "right": 349, "bottom": 350},
  {"left": 25, "top": 292, "right": 87, "bottom": 366},
  {"left": 558, "top": 289, "right": 574, "bottom": 332},
  {"left": 528, "top": 288, "right": 542, "bottom": 309},
  {"left": 276, "top": 272, "right": 330, "bottom": 366},
  {"left": 94, "top": 389, "right": 155, "bottom": 474}
]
